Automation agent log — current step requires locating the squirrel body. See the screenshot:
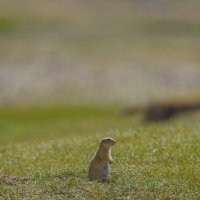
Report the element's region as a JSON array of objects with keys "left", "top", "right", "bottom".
[{"left": 88, "top": 137, "right": 116, "bottom": 181}]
